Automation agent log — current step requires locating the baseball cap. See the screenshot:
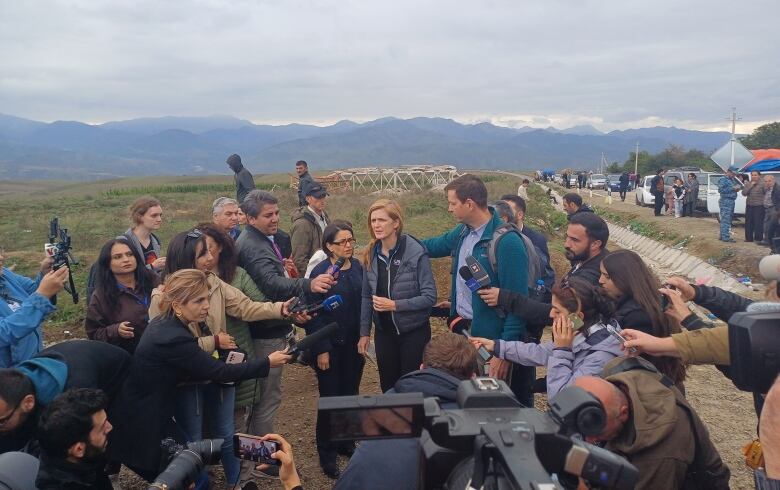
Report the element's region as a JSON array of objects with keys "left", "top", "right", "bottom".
[{"left": 306, "top": 182, "right": 328, "bottom": 199}]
